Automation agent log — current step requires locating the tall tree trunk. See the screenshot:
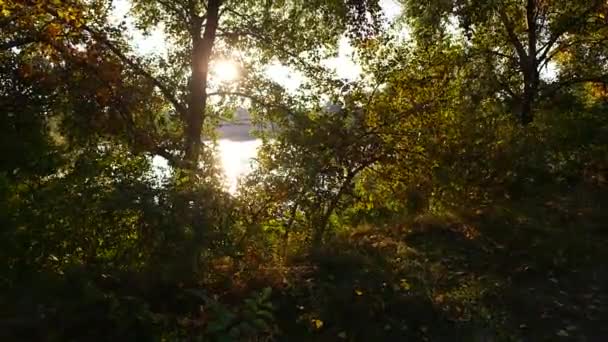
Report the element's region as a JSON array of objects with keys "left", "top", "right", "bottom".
[
  {"left": 521, "top": 0, "right": 538, "bottom": 125},
  {"left": 499, "top": 1, "right": 540, "bottom": 125},
  {"left": 184, "top": 0, "right": 221, "bottom": 166},
  {"left": 180, "top": 0, "right": 222, "bottom": 279}
]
